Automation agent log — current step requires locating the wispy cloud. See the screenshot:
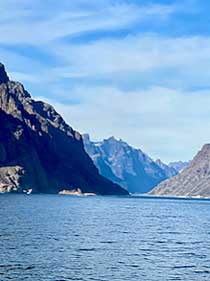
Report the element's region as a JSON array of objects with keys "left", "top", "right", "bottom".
[
  {"left": 1, "top": 0, "right": 210, "bottom": 162},
  {"left": 0, "top": 1, "right": 176, "bottom": 44},
  {"left": 40, "top": 85, "right": 210, "bottom": 163},
  {"left": 50, "top": 35, "right": 210, "bottom": 91}
]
